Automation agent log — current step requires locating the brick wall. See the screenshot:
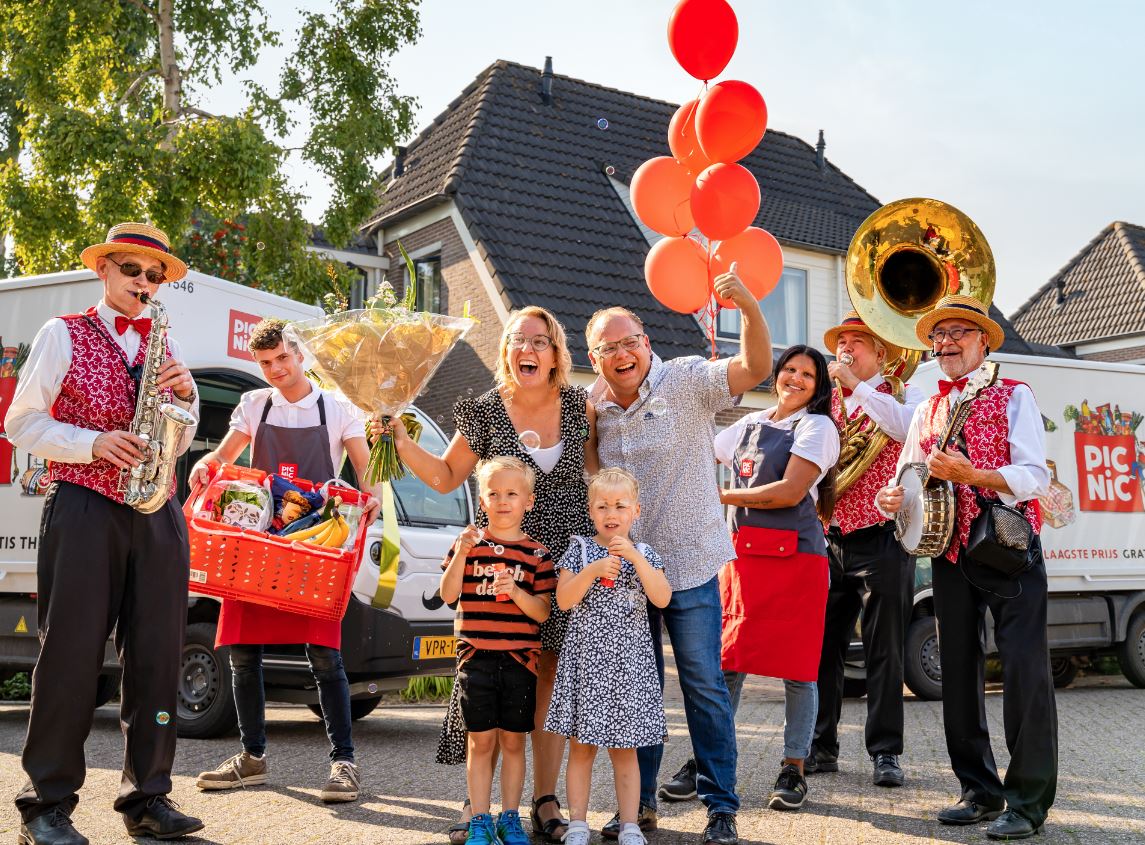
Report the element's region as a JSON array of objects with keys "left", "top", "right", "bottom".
[
  {"left": 381, "top": 216, "right": 504, "bottom": 436},
  {"left": 1081, "top": 345, "right": 1145, "bottom": 364},
  {"left": 715, "top": 405, "right": 765, "bottom": 429}
]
